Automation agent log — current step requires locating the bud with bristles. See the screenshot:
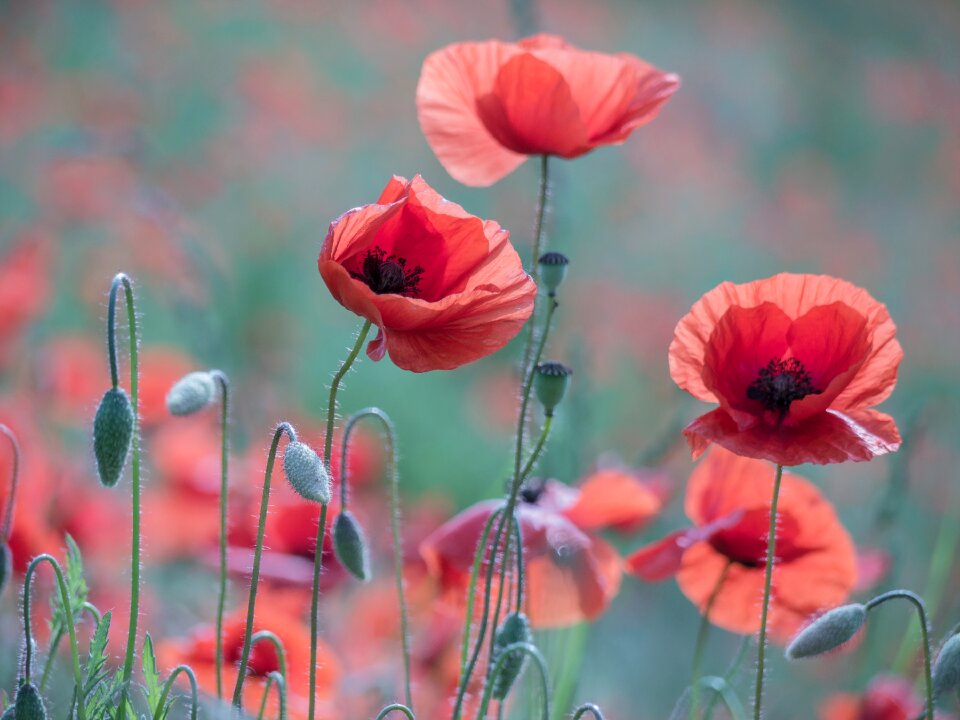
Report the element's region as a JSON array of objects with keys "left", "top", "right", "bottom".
[
  {"left": 534, "top": 362, "right": 572, "bottom": 415},
  {"left": 93, "top": 387, "right": 134, "bottom": 488},
  {"left": 14, "top": 683, "right": 46, "bottom": 720},
  {"left": 166, "top": 371, "right": 217, "bottom": 416},
  {"left": 933, "top": 632, "right": 960, "bottom": 699},
  {"left": 538, "top": 252, "right": 569, "bottom": 294},
  {"left": 0, "top": 543, "right": 10, "bottom": 596},
  {"left": 785, "top": 604, "right": 867, "bottom": 660},
  {"left": 283, "top": 442, "right": 331, "bottom": 504},
  {"left": 333, "top": 511, "right": 371, "bottom": 582},
  {"left": 492, "top": 612, "right": 533, "bottom": 700}
]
